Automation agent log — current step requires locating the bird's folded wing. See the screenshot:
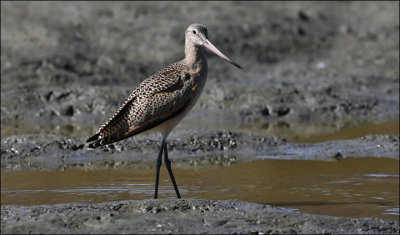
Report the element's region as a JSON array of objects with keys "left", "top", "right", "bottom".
[{"left": 87, "top": 62, "right": 191, "bottom": 148}]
